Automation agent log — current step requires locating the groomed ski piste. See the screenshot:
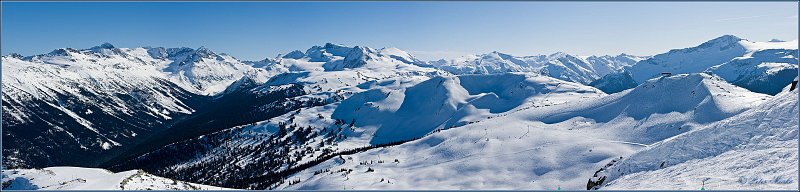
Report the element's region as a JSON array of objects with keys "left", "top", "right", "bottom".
[{"left": 1, "top": 167, "right": 230, "bottom": 190}]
